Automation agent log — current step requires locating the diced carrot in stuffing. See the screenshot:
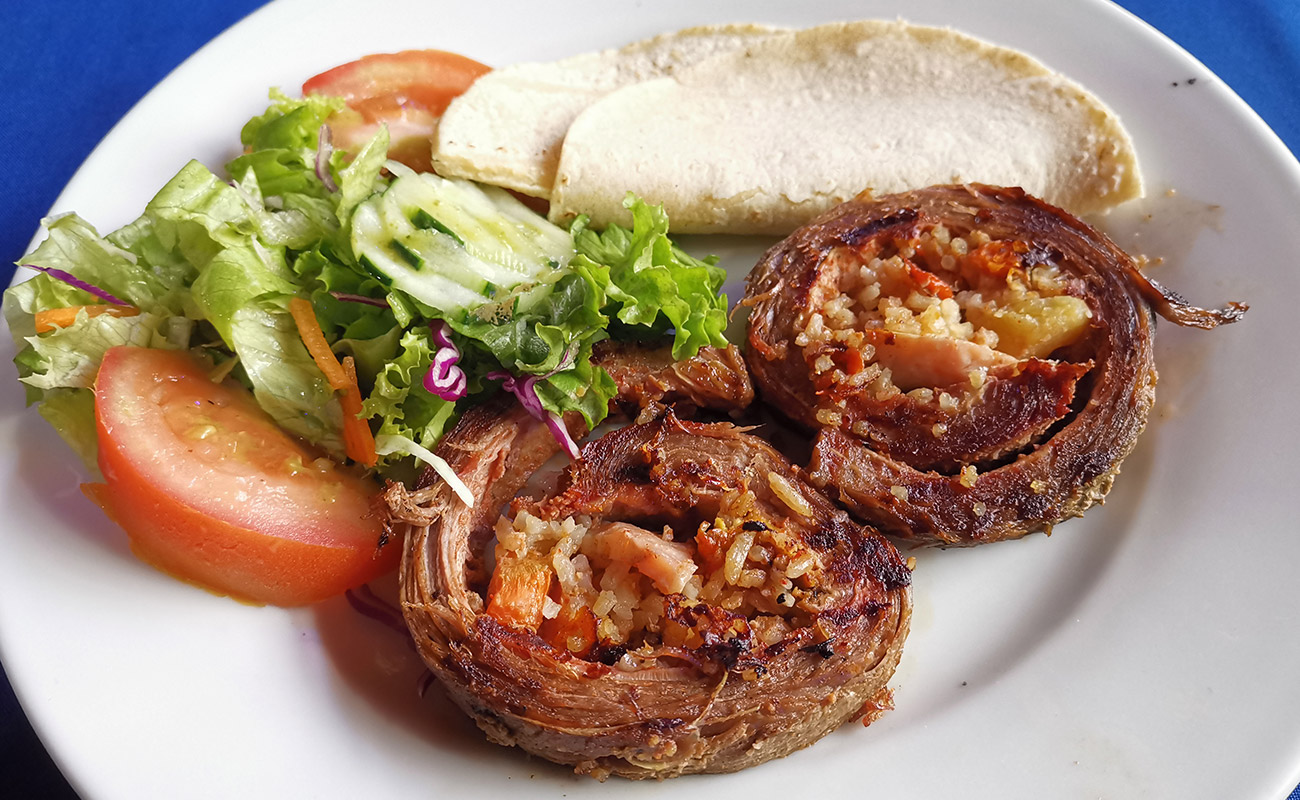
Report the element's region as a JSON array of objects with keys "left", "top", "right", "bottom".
[
  {"left": 963, "top": 241, "right": 1024, "bottom": 284},
  {"left": 695, "top": 524, "right": 732, "bottom": 570},
  {"left": 486, "top": 556, "right": 553, "bottom": 630},
  {"left": 833, "top": 346, "right": 864, "bottom": 375},
  {"left": 538, "top": 601, "right": 598, "bottom": 656},
  {"left": 904, "top": 260, "right": 954, "bottom": 300}
]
